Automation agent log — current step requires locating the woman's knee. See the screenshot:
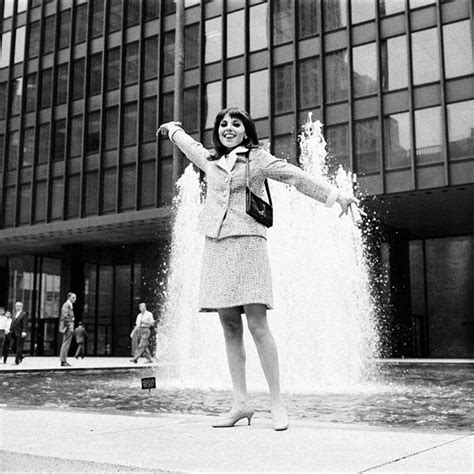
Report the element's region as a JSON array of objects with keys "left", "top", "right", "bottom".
[
  {"left": 245, "top": 305, "right": 271, "bottom": 343},
  {"left": 218, "top": 308, "right": 243, "bottom": 339}
]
